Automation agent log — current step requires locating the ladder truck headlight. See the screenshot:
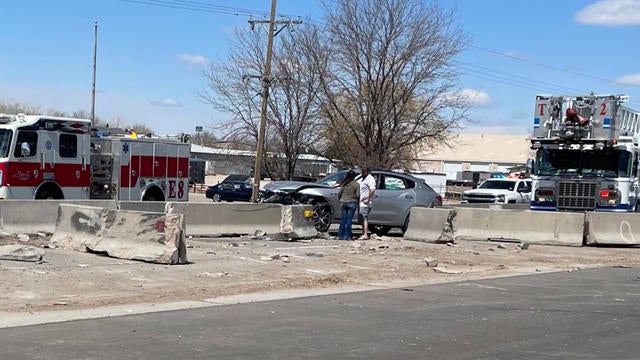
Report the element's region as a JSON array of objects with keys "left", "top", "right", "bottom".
[
  {"left": 598, "top": 189, "right": 620, "bottom": 206},
  {"left": 535, "top": 188, "right": 555, "bottom": 203}
]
